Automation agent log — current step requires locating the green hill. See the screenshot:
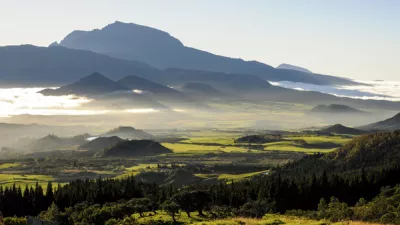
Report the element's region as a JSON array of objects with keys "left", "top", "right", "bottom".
[
  {"left": 320, "top": 124, "right": 364, "bottom": 135},
  {"left": 282, "top": 131, "right": 400, "bottom": 174},
  {"left": 103, "top": 140, "right": 172, "bottom": 157}
]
